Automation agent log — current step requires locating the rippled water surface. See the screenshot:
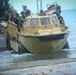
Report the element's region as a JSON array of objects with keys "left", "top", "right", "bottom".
[{"left": 0, "top": 49, "right": 76, "bottom": 71}]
